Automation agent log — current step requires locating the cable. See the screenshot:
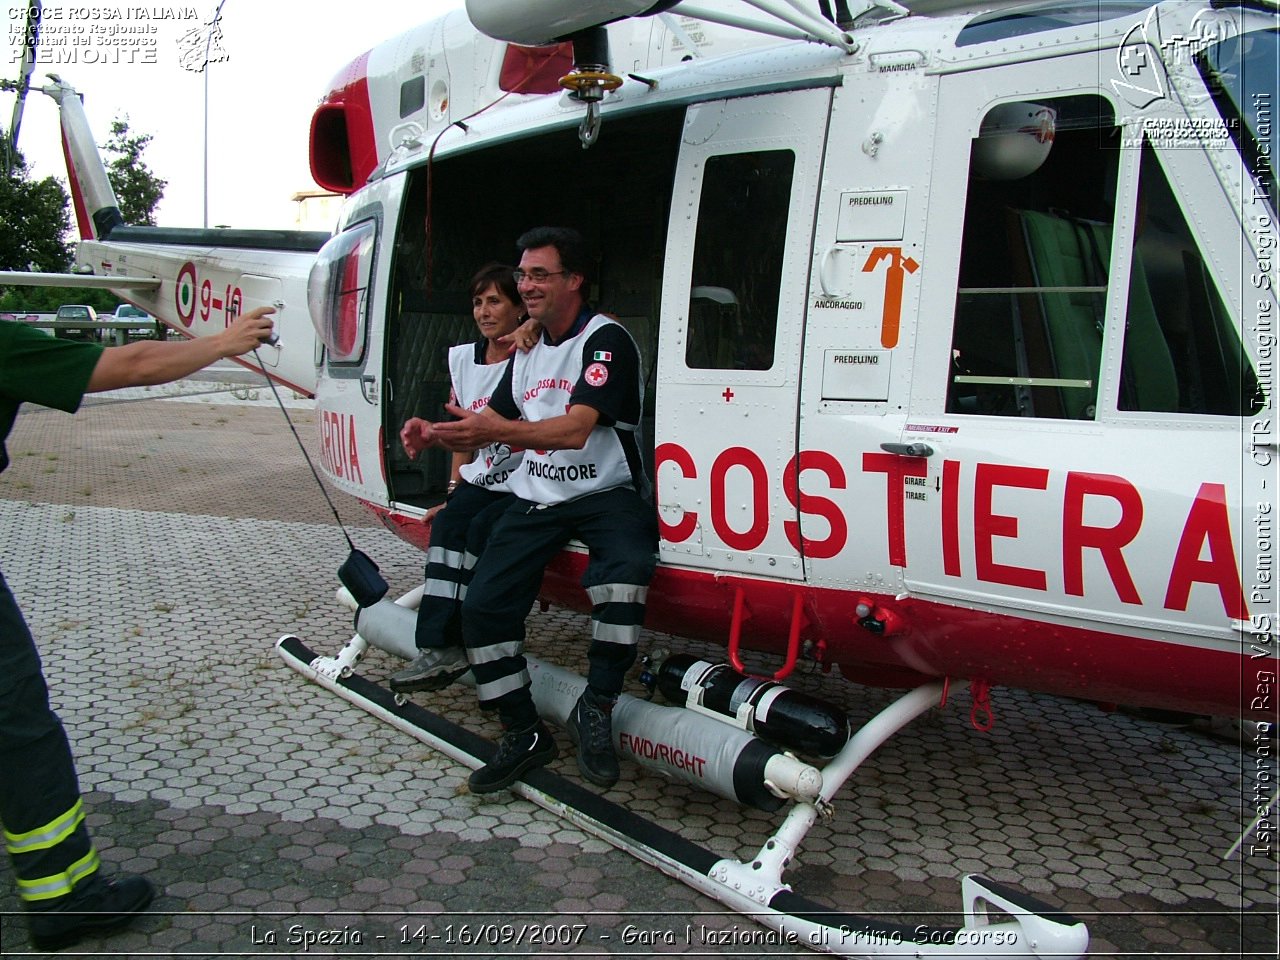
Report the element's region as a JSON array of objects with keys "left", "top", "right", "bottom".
[
  {"left": 252, "top": 347, "right": 389, "bottom": 606},
  {"left": 424, "top": 56, "right": 546, "bottom": 296},
  {"left": 253, "top": 347, "right": 359, "bottom": 550}
]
